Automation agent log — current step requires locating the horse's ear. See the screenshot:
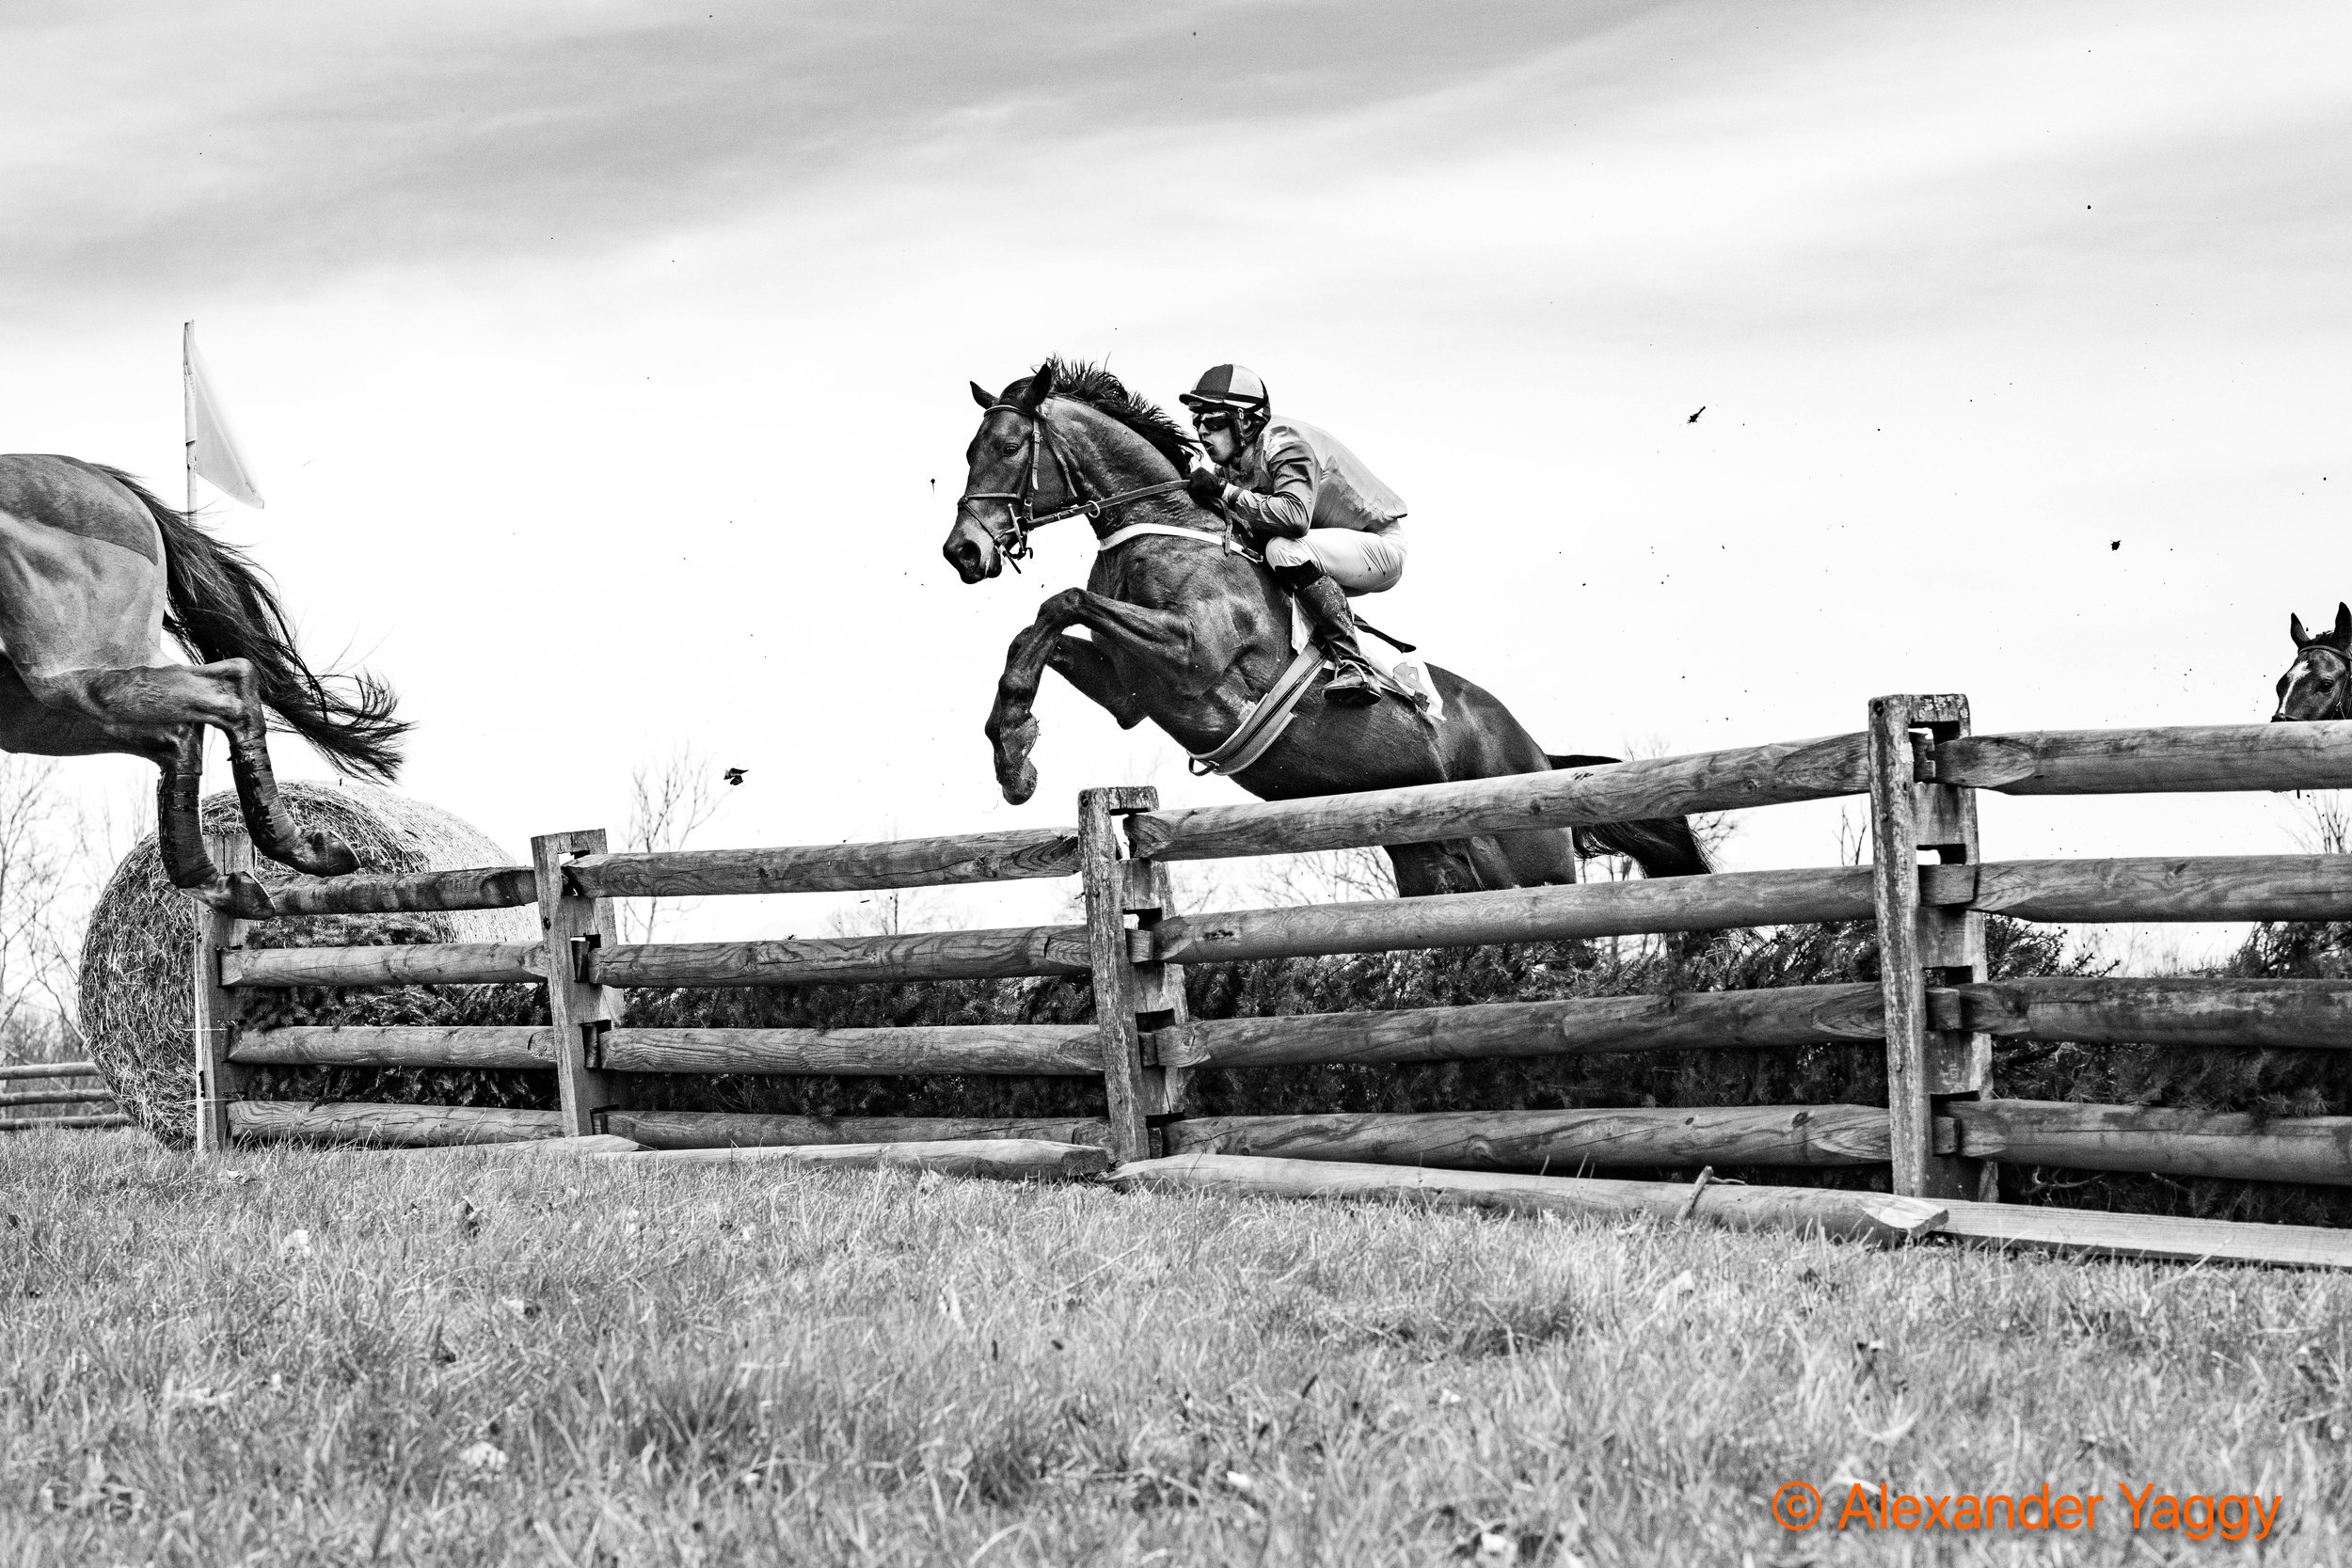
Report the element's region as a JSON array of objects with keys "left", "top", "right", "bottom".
[
  {"left": 2332, "top": 603, "right": 2349, "bottom": 644},
  {"left": 1014, "top": 365, "right": 1054, "bottom": 413},
  {"left": 970, "top": 381, "right": 995, "bottom": 411},
  {"left": 2294, "top": 613, "right": 2312, "bottom": 645}
]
